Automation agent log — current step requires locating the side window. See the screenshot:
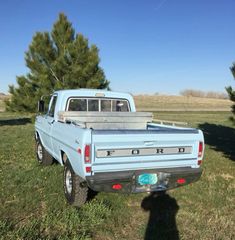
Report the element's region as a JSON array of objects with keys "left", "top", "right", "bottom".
[
  {"left": 68, "top": 99, "right": 87, "bottom": 111},
  {"left": 48, "top": 96, "right": 57, "bottom": 117}
]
